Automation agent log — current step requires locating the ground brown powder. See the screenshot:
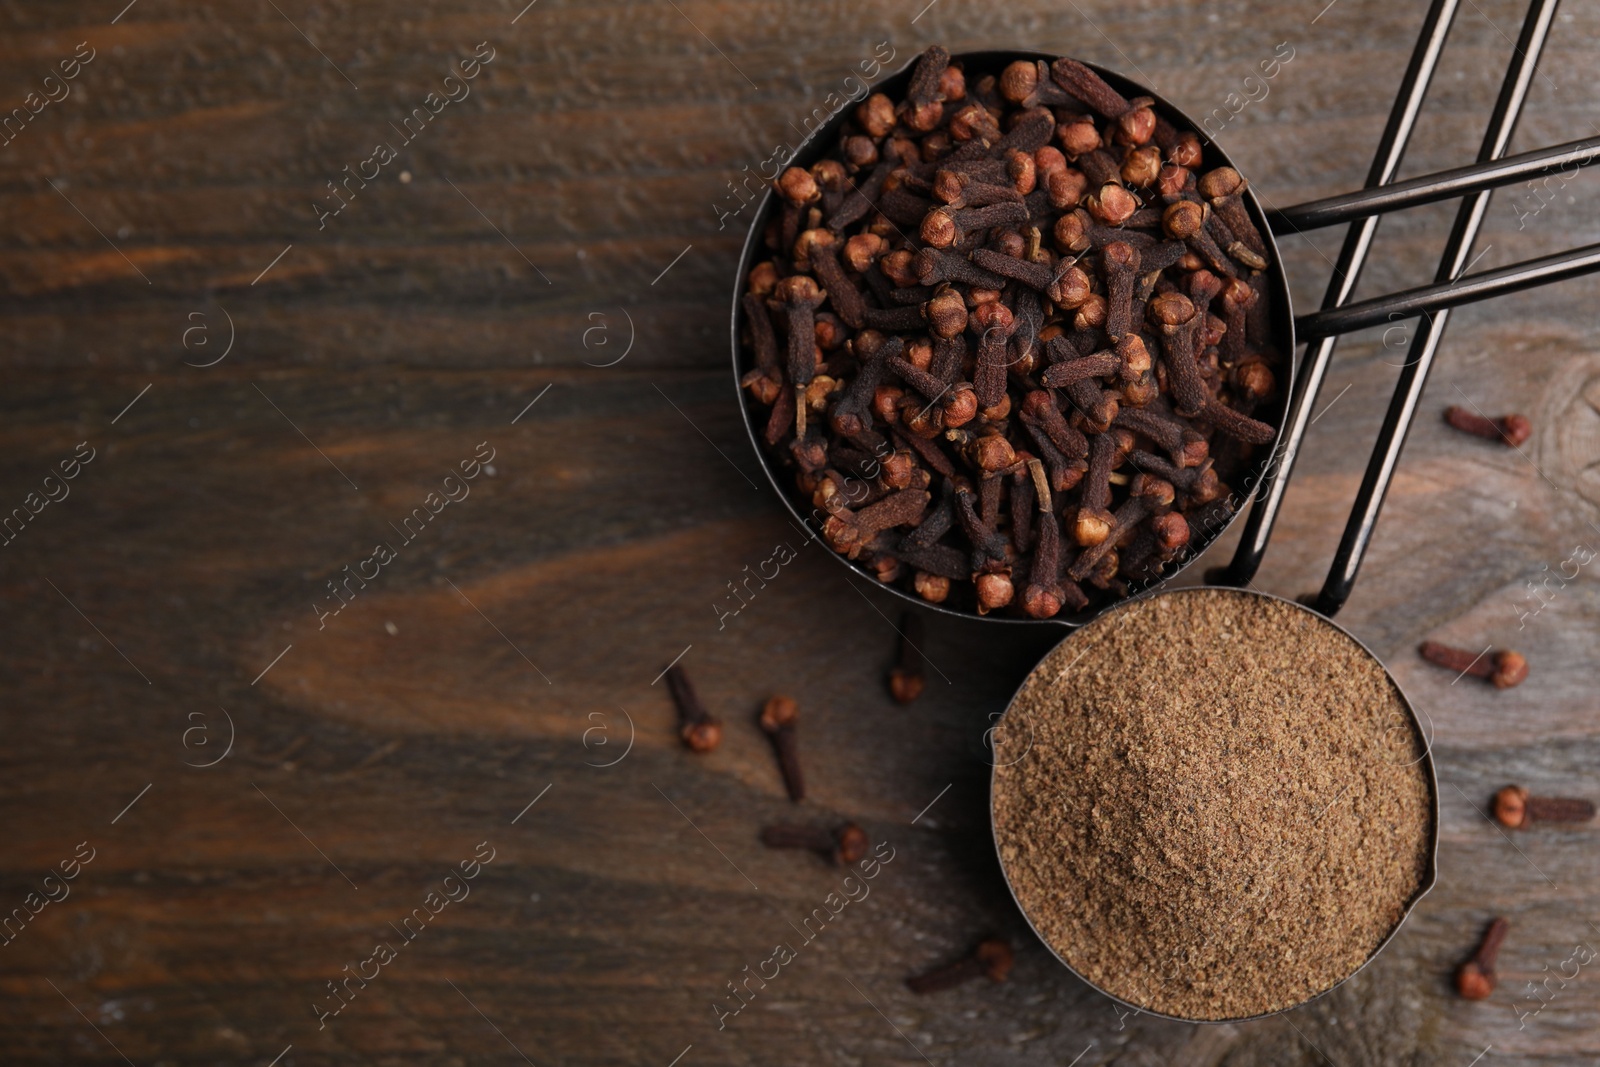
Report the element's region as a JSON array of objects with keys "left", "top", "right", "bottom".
[{"left": 992, "top": 588, "right": 1432, "bottom": 1020}]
